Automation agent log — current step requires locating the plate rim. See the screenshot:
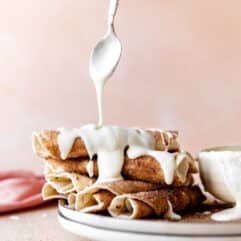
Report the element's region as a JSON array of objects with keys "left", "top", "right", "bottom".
[{"left": 58, "top": 201, "right": 241, "bottom": 236}]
